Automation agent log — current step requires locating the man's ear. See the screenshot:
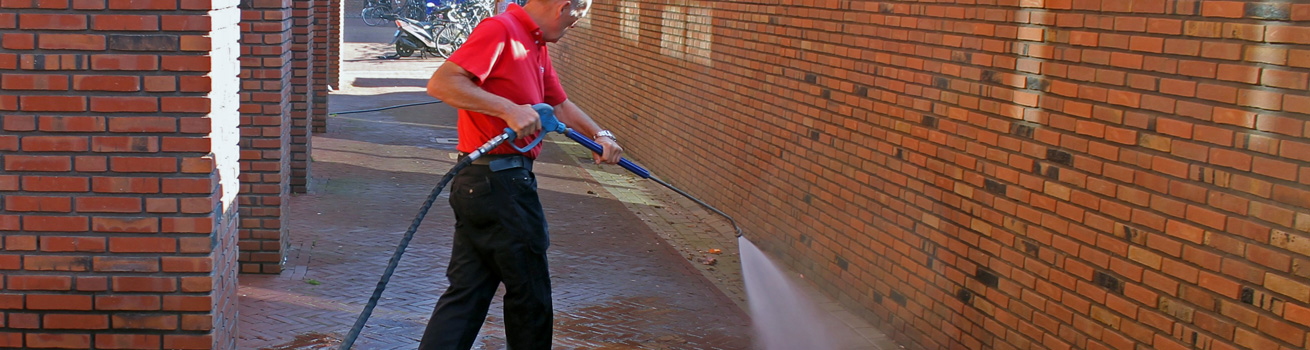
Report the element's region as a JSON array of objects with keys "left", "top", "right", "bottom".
[{"left": 557, "top": 0, "right": 572, "bottom": 15}]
